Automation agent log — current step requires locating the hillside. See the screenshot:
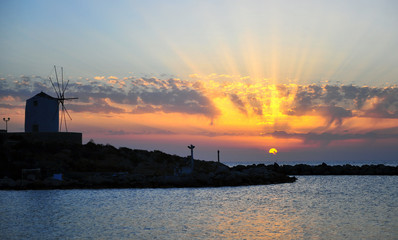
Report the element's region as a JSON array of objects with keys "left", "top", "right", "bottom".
[{"left": 0, "top": 138, "right": 295, "bottom": 189}]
